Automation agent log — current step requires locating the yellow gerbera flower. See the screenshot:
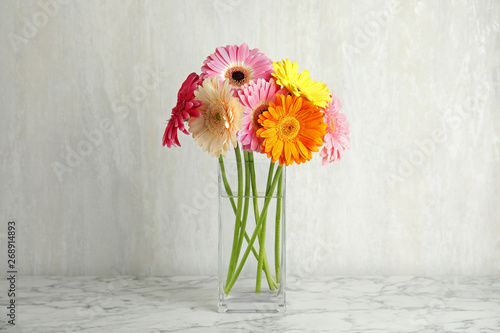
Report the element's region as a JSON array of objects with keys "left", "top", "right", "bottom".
[
  {"left": 188, "top": 77, "right": 244, "bottom": 157},
  {"left": 256, "top": 94, "right": 327, "bottom": 166},
  {"left": 271, "top": 59, "right": 332, "bottom": 109}
]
